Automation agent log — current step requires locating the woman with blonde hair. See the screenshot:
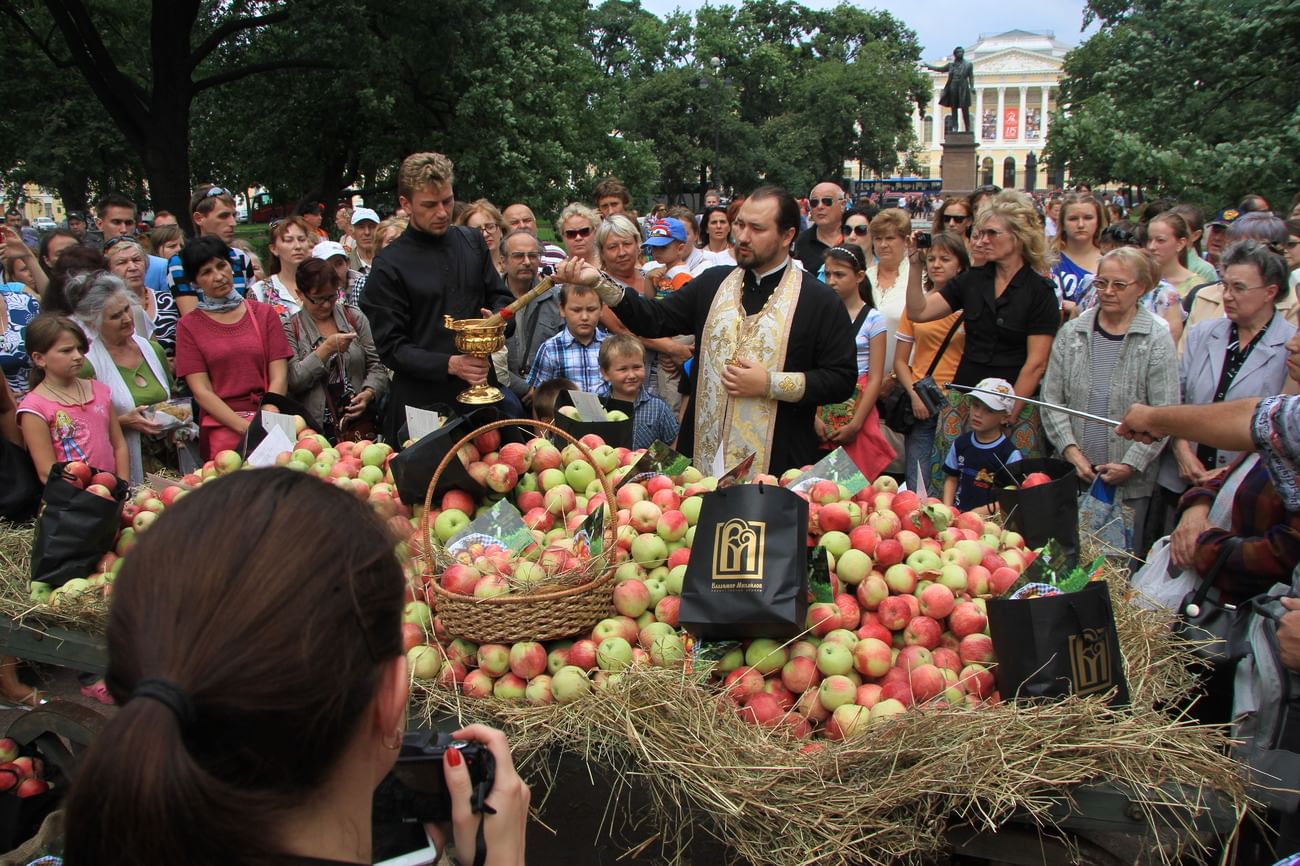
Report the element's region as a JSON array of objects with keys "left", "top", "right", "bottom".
[
  {"left": 556, "top": 203, "right": 600, "bottom": 266},
  {"left": 865, "top": 207, "right": 911, "bottom": 372},
  {"left": 250, "top": 217, "right": 316, "bottom": 319},
  {"left": 906, "top": 190, "right": 1061, "bottom": 489},
  {"left": 1052, "top": 191, "right": 1108, "bottom": 315},
  {"left": 373, "top": 216, "right": 406, "bottom": 253},
  {"left": 1145, "top": 211, "right": 1200, "bottom": 299},
  {"left": 457, "top": 199, "right": 508, "bottom": 276}
]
